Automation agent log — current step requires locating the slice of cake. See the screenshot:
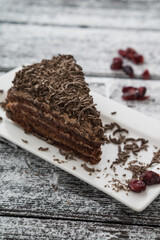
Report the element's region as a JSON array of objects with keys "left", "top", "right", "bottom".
[{"left": 6, "top": 55, "right": 104, "bottom": 164}]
